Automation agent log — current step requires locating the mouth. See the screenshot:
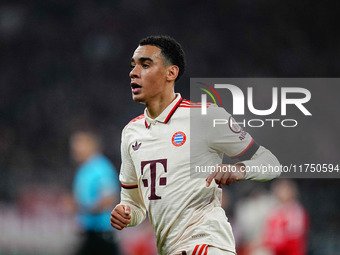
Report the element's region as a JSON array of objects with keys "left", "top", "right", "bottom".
[{"left": 131, "top": 82, "right": 142, "bottom": 94}]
